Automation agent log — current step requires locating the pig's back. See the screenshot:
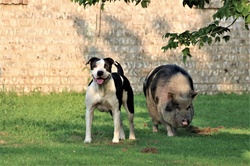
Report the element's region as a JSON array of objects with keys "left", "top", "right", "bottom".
[{"left": 145, "top": 64, "right": 194, "bottom": 100}]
